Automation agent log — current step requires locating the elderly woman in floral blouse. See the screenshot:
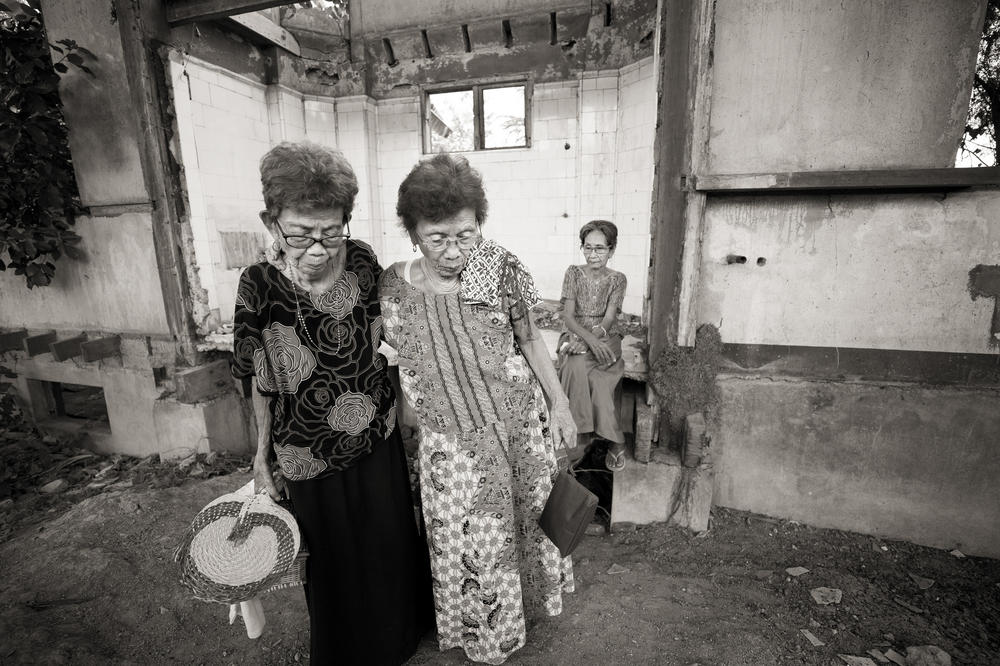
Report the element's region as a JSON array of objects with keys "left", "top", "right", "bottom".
[
  {"left": 231, "top": 141, "right": 431, "bottom": 665},
  {"left": 380, "top": 153, "right": 576, "bottom": 665}
]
